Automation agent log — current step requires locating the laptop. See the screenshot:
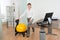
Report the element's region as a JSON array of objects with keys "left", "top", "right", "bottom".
[{"left": 37, "top": 12, "right": 53, "bottom": 25}]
